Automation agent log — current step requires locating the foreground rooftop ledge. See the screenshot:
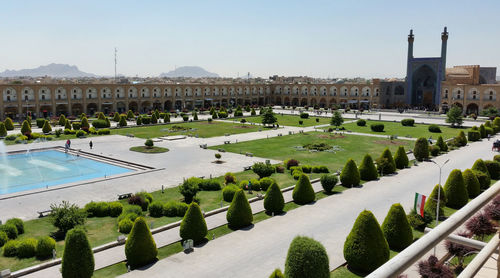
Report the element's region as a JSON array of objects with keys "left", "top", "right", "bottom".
[{"left": 367, "top": 180, "right": 500, "bottom": 278}]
